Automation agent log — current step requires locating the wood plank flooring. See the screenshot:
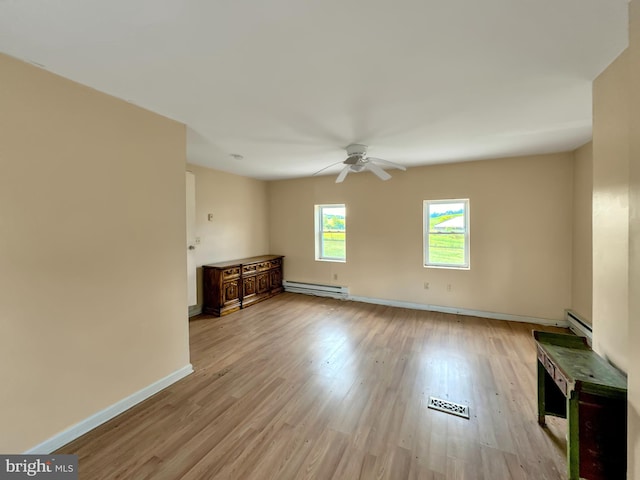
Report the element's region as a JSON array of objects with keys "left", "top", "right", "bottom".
[{"left": 58, "top": 293, "right": 569, "bottom": 479}]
